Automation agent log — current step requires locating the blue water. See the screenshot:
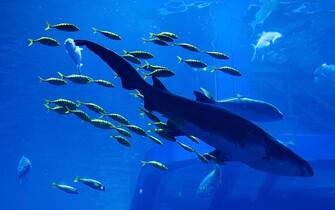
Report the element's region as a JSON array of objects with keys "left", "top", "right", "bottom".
[{"left": 1, "top": 0, "right": 335, "bottom": 210}]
